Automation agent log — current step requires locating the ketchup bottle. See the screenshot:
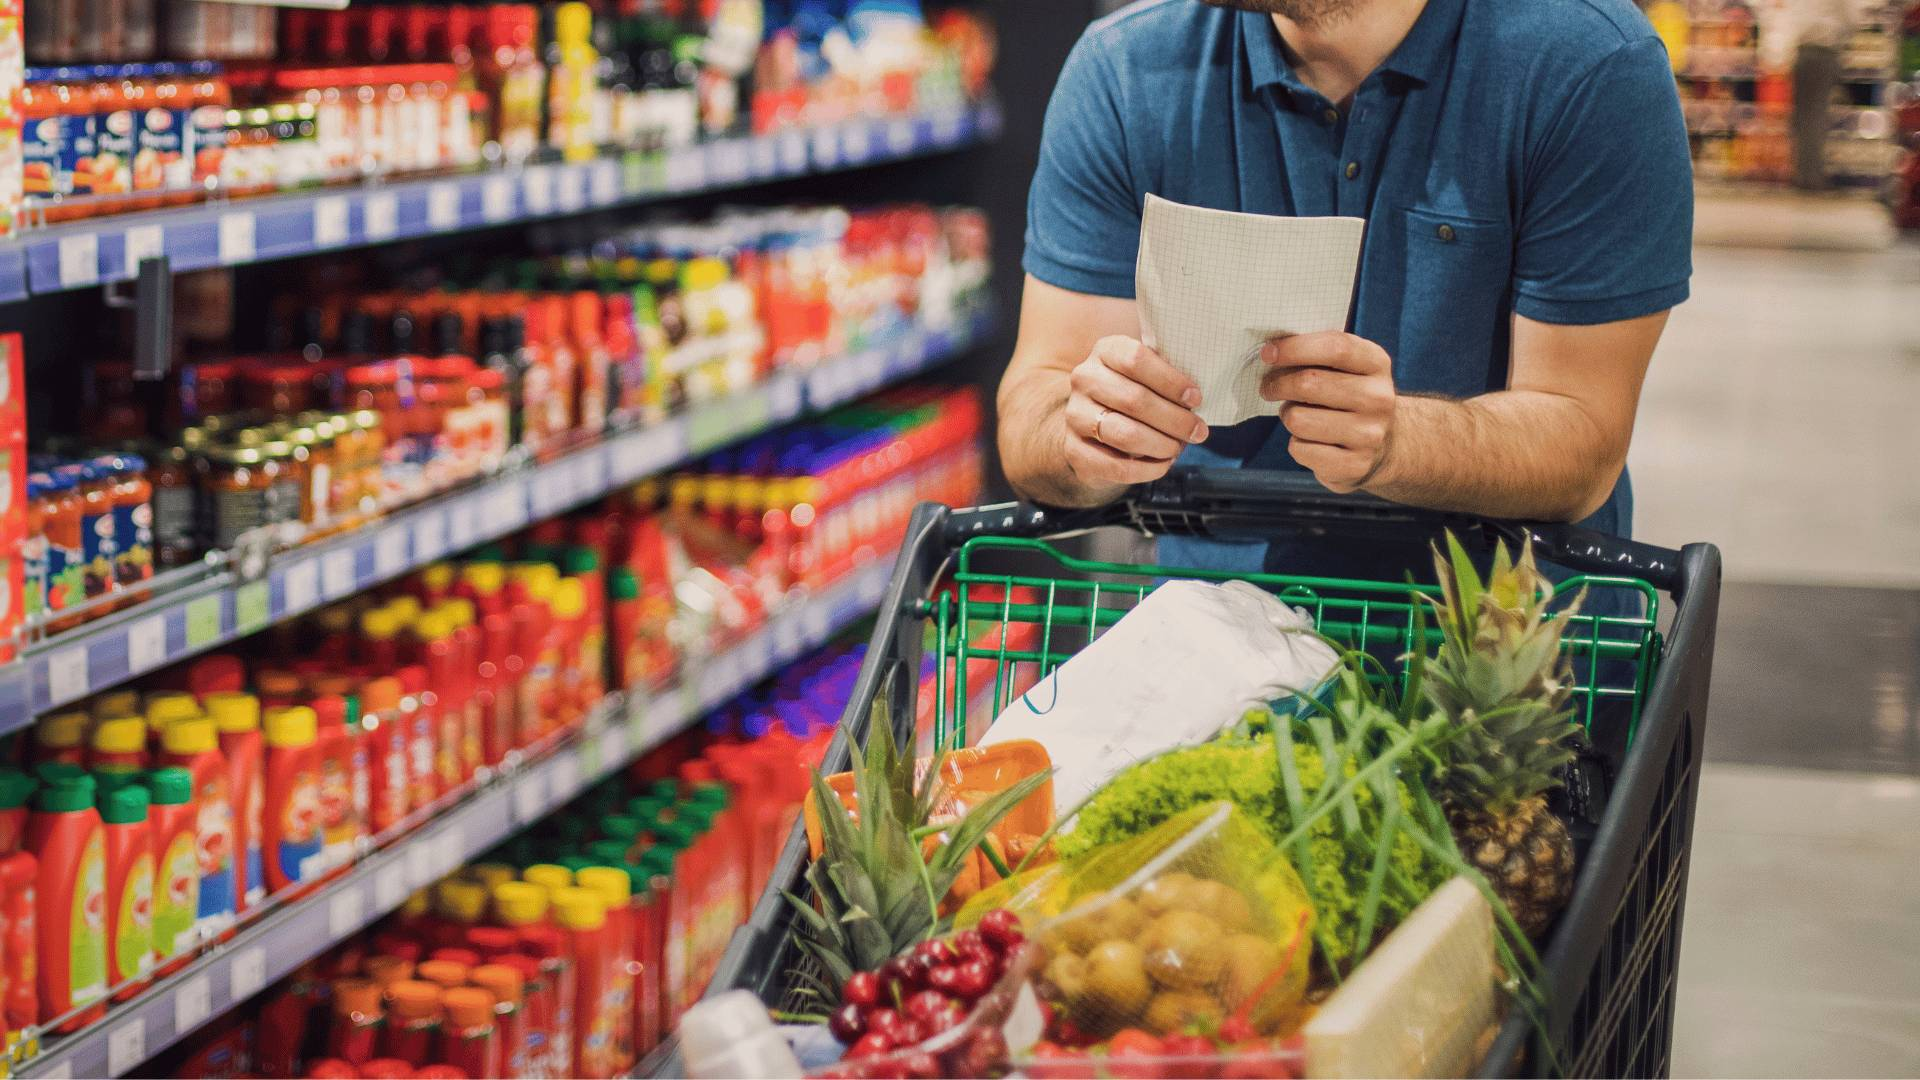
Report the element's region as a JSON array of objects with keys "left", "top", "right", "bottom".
[
  {"left": 576, "top": 866, "right": 637, "bottom": 1072},
  {"left": 440, "top": 986, "right": 499, "bottom": 1078},
  {"left": 380, "top": 980, "right": 443, "bottom": 1063},
  {"left": 144, "top": 766, "right": 199, "bottom": 977},
  {"left": 359, "top": 676, "right": 409, "bottom": 833},
  {"left": 261, "top": 706, "right": 323, "bottom": 894},
  {"left": 469, "top": 962, "right": 526, "bottom": 1078},
  {"left": 207, "top": 691, "right": 266, "bottom": 913},
  {"left": 553, "top": 887, "right": 615, "bottom": 1078},
  {"left": 26, "top": 767, "right": 107, "bottom": 1030},
  {"left": 99, "top": 782, "right": 154, "bottom": 1003},
  {"left": 158, "top": 716, "right": 236, "bottom": 941}
]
